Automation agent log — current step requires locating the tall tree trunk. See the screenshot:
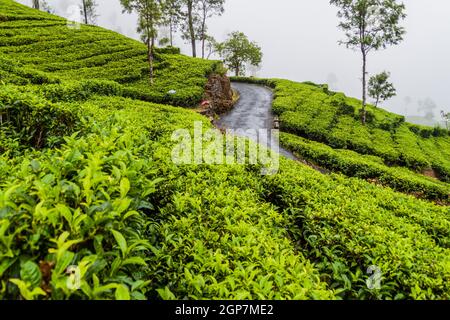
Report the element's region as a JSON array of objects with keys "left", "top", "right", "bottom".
[
  {"left": 33, "top": 0, "right": 39, "bottom": 10},
  {"left": 201, "top": 7, "right": 207, "bottom": 59},
  {"left": 147, "top": 28, "right": 154, "bottom": 85},
  {"left": 235, "top": 64, "right": 239, "bottom": 77},
  {"left": 187, "top": 1, "right": 196, "bottom": 57},
  {"left": 201, "top": 33, "right": 206, "bottom": 59},
  {"left": 82, "top": 0, "right": 88, "bottom": 24},
  {"left": 151, "top": 36, "right": 155, "bottom": 82},
  {"left": 361, "top": 51, "right": 367, "bottom": 124},
  {"left": 169, "top": 19, "right": 173, "bottom": 46}
]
